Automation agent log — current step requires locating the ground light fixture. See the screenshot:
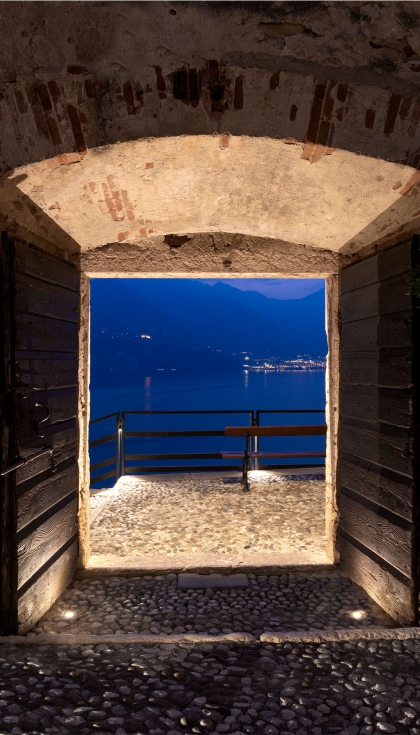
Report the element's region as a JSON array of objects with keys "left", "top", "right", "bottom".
[
  {"left": 348, "top": 609, "right": 366, "bottom": 620},
  {"left": 64, "top": 611, "right": 74, "bottom": 619}
]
